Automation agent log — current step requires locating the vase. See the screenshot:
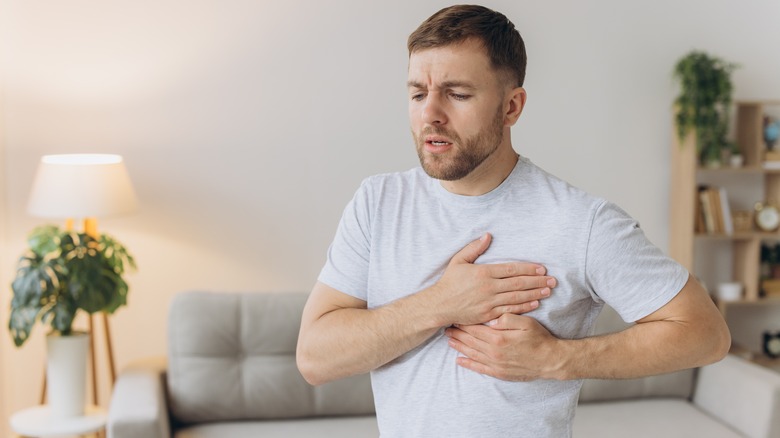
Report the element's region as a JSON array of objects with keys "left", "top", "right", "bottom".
[{"left": 46, "top": 332, "right": 89, "bottom": 419}]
